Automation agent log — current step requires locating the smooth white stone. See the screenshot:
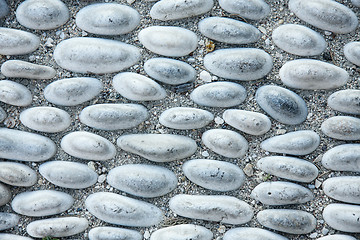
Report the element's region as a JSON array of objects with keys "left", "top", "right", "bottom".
[
  {"left": 85, "top": 192, "right": 163, "bottom": 227},
  {"left": 0, "top": 234, "right": 33, "bottom": 240},
  {"left": 0, "top": 80, "right": 32, "bottom": 107},
  {"left": 0, "top": 212, "right": 19, "bottom": 231},
  {"left": 26, "top": 217, "right": 88, "bottom": 238},
  {"left": 20, "top": 106, "right": 71, "bottom": 133},
  {"left": 323, "top": 204, "right": 360, "bottom": 233},
  {"left": 107, "top": 164, "right": 177, "bottom": 198},
  {"left": 117, "top": 134, "right": 197, "bottom": 162},
  {"left": 139, "top": 26, "right": 197, "bottom": 57},
  {"left": 352, "top": 0, "right": 360, "bottom": 7},
  {"left": 0, "top": 28, "right": 40, "bottom": 55},
  {"left": 328, "top": 89, "right": 360, "bottom": 114},
  {"left": 44, "top": 77, "right": 102, "bottom": 106},
  {"left": 322, "top": 144, "right": 360, "bottom": 172},
  {"left": 79, "top": 104, "right": 148, "bottom": 130},
  {"left": 323, "top": 176, "right": 360, "bottom": 204},
  {"left": 1, "top": 60, "right": 55, "bottom": 79},
  {"left": 344, "top": 42, "right": 360, "bottom": 66},
  {"left": 169, "top": 194, "right": 253, "bottom": 224},
  {"left": 183, "top": 159, "right": 245, "bottom": 191},
  {"left": 219, "top": 0, "right": 270, "bottom": 20},
  {"left": 0, "top": 128, "right": 56, "bottom": 162},
  {"left": 39, "top": 161, "right": 98, "bottom": 189},
  {"left": 317, "top": 235, "right": 357, "bottom": 240},
  {"left": 0, "top": 162, "right": 37, "bottom": 187},
  {"left": 144, "top": 58, "right": 196, "bottom": 85},
  {"left": 0, "top": 183, "right": 10, "bottom": 206},
  {"left": 261, "top": 130, "right": 320, "bottom": 155},
  {"left": 204, "top": 48, "right": 273, "bottom": 81},
  {"left": 61, "top": 131, "right": 116, "bottom": 161},
  {"left": 11, "top": 190, "right": 73, "bottom": 217},
  {"left": 257, "top": 156, "right": 318, "bottom": 183},
  {"left": 223, "top": 227, "right": 288, "bottom": 240},
  {"left": 54, "top": 37, "right": 141, "bottom": 74},
  {"left": 0, "top": 0, "right": 9, "bottom": 19},
  {"left": 190, "top": 82, "right": 246, "bottom": 107},
  {"left": 321, "top": 116, "right": 360, "bottom": 140},
  {"left": 150, "top": 224, "right": 213, "bottom": 240},
  {"left": 289, "top": 0, "right": 358, "bottom": 34},
  {"left": 89, "top": 227, "right": 142, "bottom": 240},
  {"left": 76, "top": 3, "right": 140, "bottom": 35}
]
